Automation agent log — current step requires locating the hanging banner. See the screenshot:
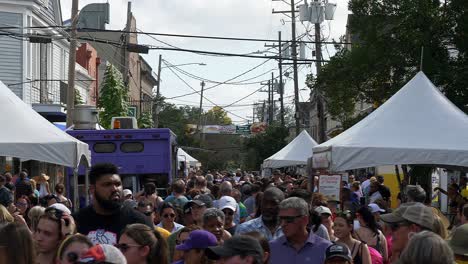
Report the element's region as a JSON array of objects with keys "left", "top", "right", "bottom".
[{"left": 202, "top": 125, "right": 236, "bottom": 134}]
